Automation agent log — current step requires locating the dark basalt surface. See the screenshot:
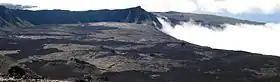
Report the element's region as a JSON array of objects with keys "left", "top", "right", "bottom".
[{"left": 0, "top": 24, "right": 279, "bottom": 82}]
